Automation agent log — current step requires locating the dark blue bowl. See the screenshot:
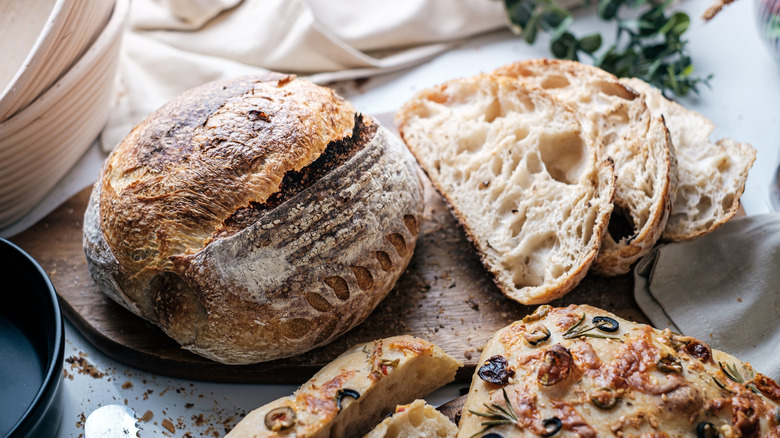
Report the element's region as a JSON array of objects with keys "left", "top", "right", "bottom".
[{"left": 0, "top": 238, "right": 64, "bottom": 438}]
